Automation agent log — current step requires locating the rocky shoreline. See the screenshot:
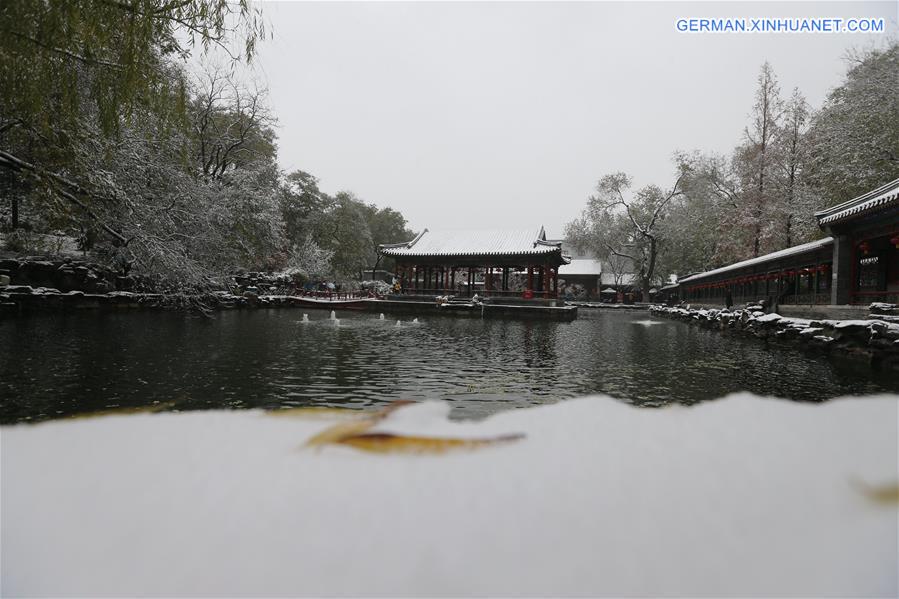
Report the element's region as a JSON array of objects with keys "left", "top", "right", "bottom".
[
  {"left": 0, "top": 257, "right": 320, "bottom": 315},
  {"left": 650, "top": 303, "right": 899, "bottom": 371}
]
